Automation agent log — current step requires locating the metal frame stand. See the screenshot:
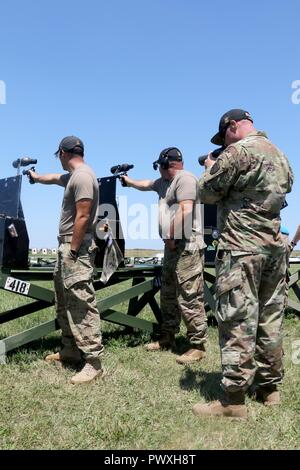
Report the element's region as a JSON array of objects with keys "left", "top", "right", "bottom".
[
  {"left": 287, "top": 266, "right": 300, "bottom": 315},
  {"left": 1, "top": 263, "right": 298, "bottom": 363},
  {"left": 0, "top": 266, "right": 162, "bottom": 364}
]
